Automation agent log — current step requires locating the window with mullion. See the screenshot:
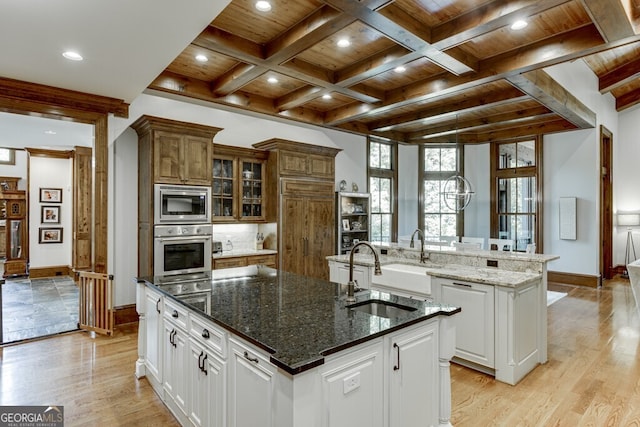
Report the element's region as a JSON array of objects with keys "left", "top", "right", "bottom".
[{"left": 368, "top": 138, "right": 397, "bottom": 244}]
